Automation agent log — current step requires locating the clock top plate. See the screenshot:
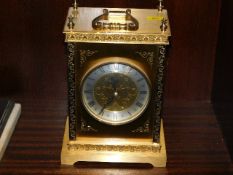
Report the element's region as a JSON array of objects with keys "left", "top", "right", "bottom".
[{"left": 63, "top": 7, "right": 171, "bottom": 45}]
